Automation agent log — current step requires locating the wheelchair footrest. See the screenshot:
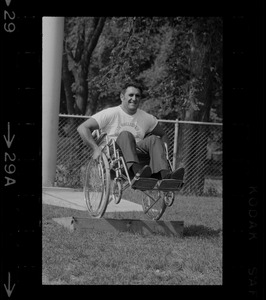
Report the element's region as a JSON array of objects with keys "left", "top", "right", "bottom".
[
  {"left": 131, "top": 178, "right": 158, "bottom": 191},
  {"left": 157, "top": 179, "right": 184, "bottom": 191}
]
